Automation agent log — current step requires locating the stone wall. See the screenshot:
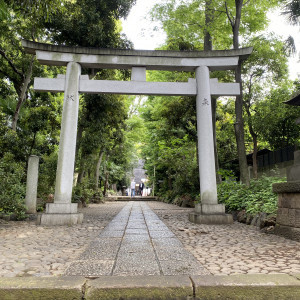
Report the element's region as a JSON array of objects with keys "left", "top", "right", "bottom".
[
  {"left": 274, "top": 192, "right": 300, "bottom": 241},
  {"left": 272, "top": 151, "right": 300, "bottom": 242}
]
